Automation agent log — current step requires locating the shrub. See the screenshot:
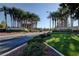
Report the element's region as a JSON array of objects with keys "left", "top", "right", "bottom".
[
  {"left": 23, "top": 33, "right": 52, "bottom": 56},
  {"left": 38, "top": 33, "right": 51, "bottom": 38},
  {"left": 28, "top": 33, "right": 52, "bottom": 44},
  {"left": 23, "top": 42, "right": 45, "bottom": 56},
  {"left": 0, "top": 24, "right": 3, "bottom": 28}
]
